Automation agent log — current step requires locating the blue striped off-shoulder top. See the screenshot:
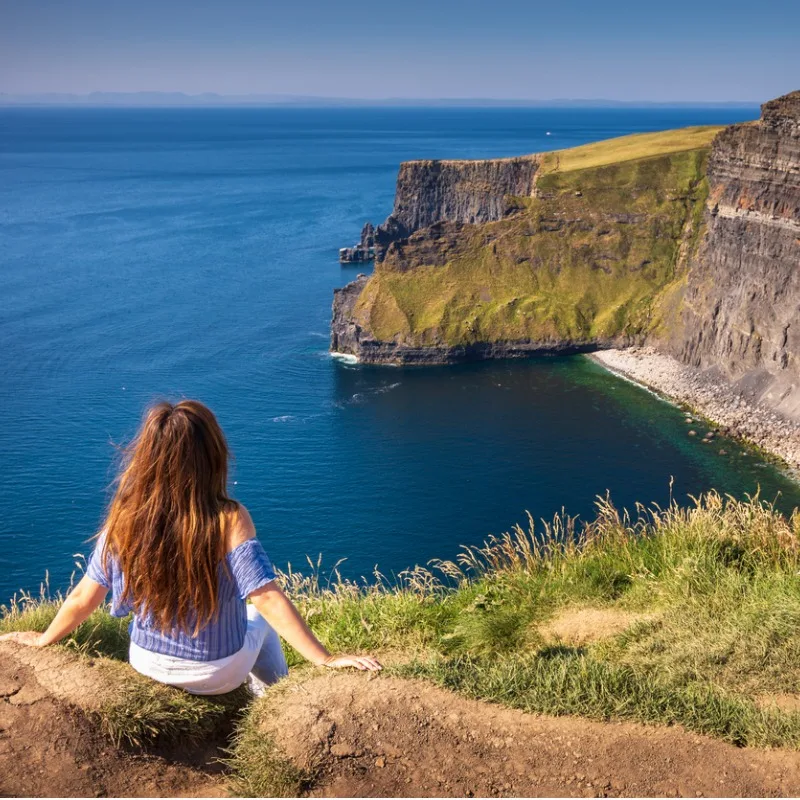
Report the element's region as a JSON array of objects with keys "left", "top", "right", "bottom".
[{"left": 86, "top": 533, "right": 277, "bottom": 661}]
